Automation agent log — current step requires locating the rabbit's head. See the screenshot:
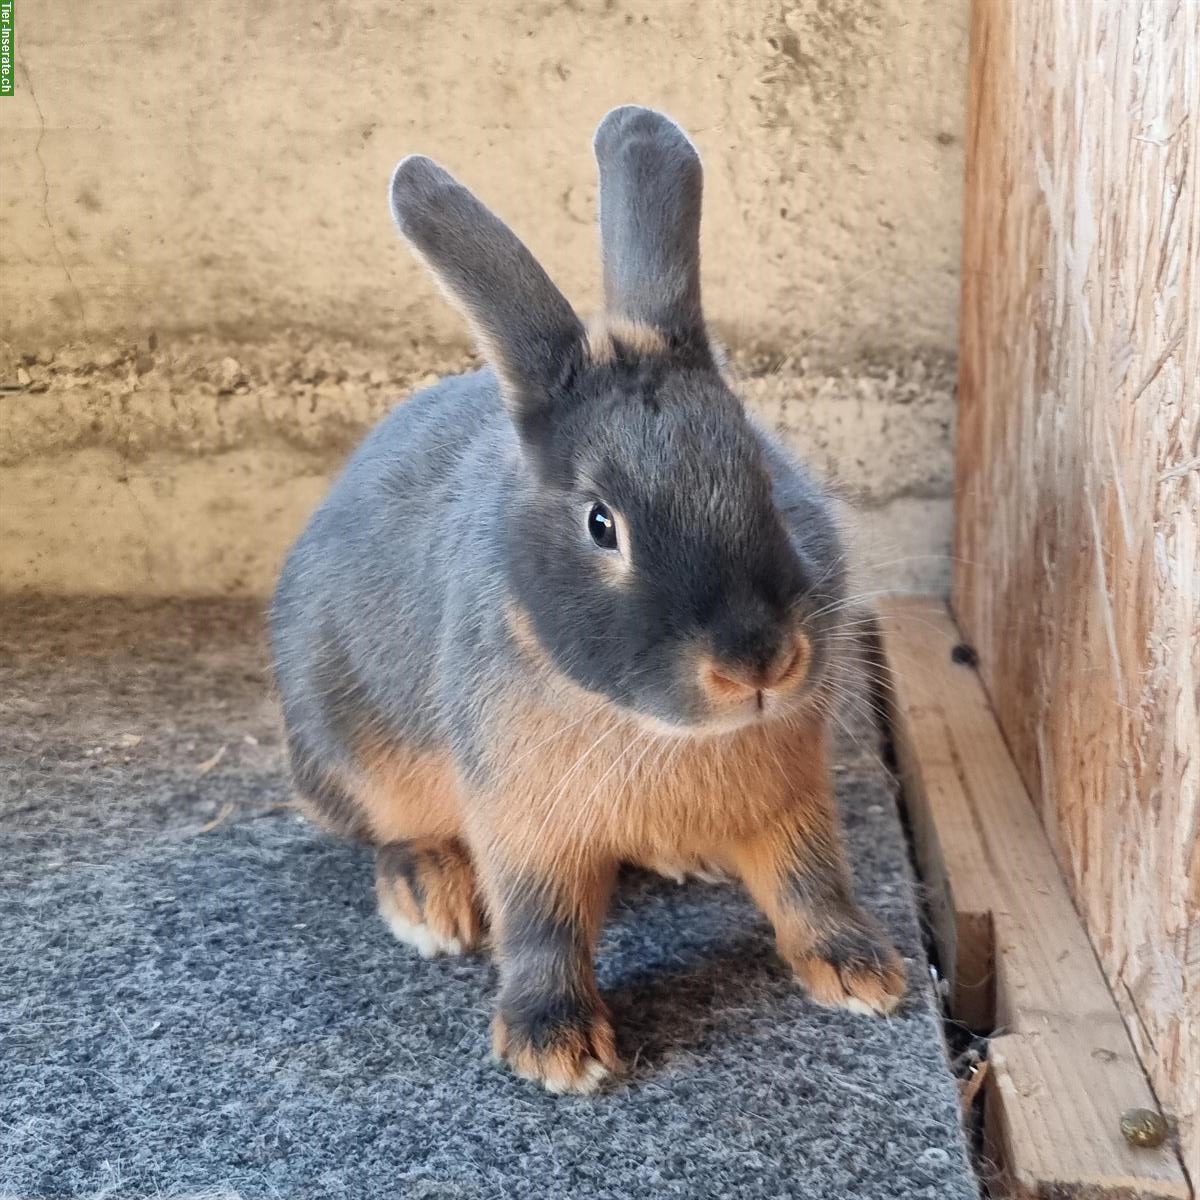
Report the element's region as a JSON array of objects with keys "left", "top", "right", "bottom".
[{"left": 390, "top": 106, "right": 848, "bottom": 737}]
